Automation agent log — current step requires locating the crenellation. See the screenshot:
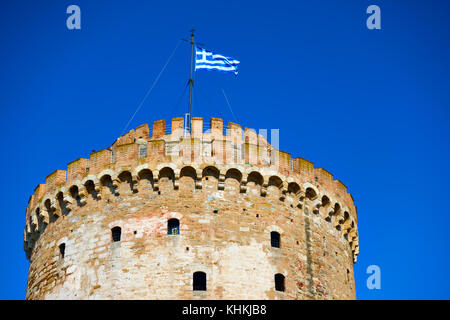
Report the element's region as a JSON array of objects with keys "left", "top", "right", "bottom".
[
  {"left": 244, "top": 128, "right": 258, "bottom": 144},
  {"left": 67, "top": 158, "right": 89, "bottom": 183},
  {"left": 257, "top": 131, "right": 269, "bottom": 148},
  {"left": 292, "top": 157, "right": 314, "bottom": 177},
  {"left": 114, "top": 143, "right": 138, "bottom": 167},
  {"left": 226, "top": 122, "right": 242, "bottom": 145},
  {"left": 316, "top": 168, "right": 333, "bottom": 186},
  {"left": 113, "top": 129, "right": 135, "bottom": 147},
  {"left": 273, "top": 150, "right": 291, "bottom": 174},
  {"left": 191, "top": 117, "right": 203, "bottom": 138},
  {"left": 89, "top": 150, "right": 111, "bottom": 175},
  {"left": 32, "top": 184, "right": 46, "bottom": 209},
  {"left": 152, "top": 120, "right": 166, "bottom": 139},
  {"left": 135, "top": 123, "right": 149, "bottom": 140},
  {"left": 210, "top": 117, "right": 223, "bottom": 139},
  {"left": 45, "top": 170, "right": 67, "bottom": 195},
  {"left": 335, "top": 180, "right": 347, "bottom": 195},
  {"left": 171, "top": 117, "right": 184, "bottom": 139}
]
